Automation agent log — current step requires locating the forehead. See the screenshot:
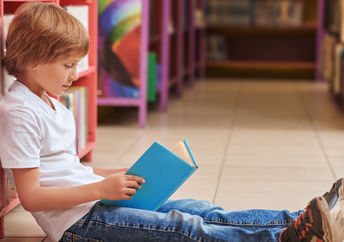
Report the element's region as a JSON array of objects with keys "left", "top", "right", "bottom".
[{"left": 62, "top": 55, "right": 82, "bottom": 62}]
